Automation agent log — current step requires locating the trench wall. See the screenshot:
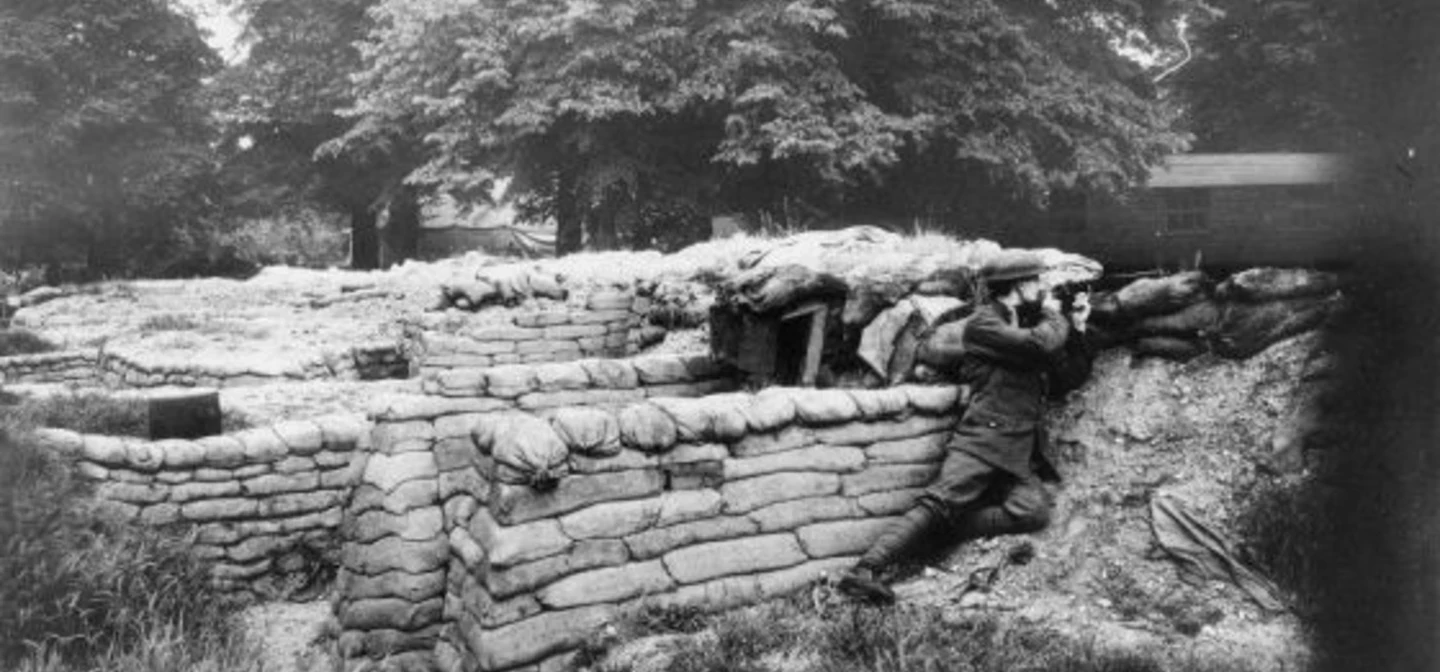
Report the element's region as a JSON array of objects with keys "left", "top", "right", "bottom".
[
  {"left": 19, "top": 352, "right": 734, "bottom": 602},
  {"left": 0, "top": 342, "right": 408, "bottom": 388},
  {"left": 30, "top": 414, "right": 371, "bottom": 595},
  {"left": 412, "top": 289, "right": 652, "bottom": 376},
  {"left": 336, "top": 382, "right": 962, "bottom": 672}
]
